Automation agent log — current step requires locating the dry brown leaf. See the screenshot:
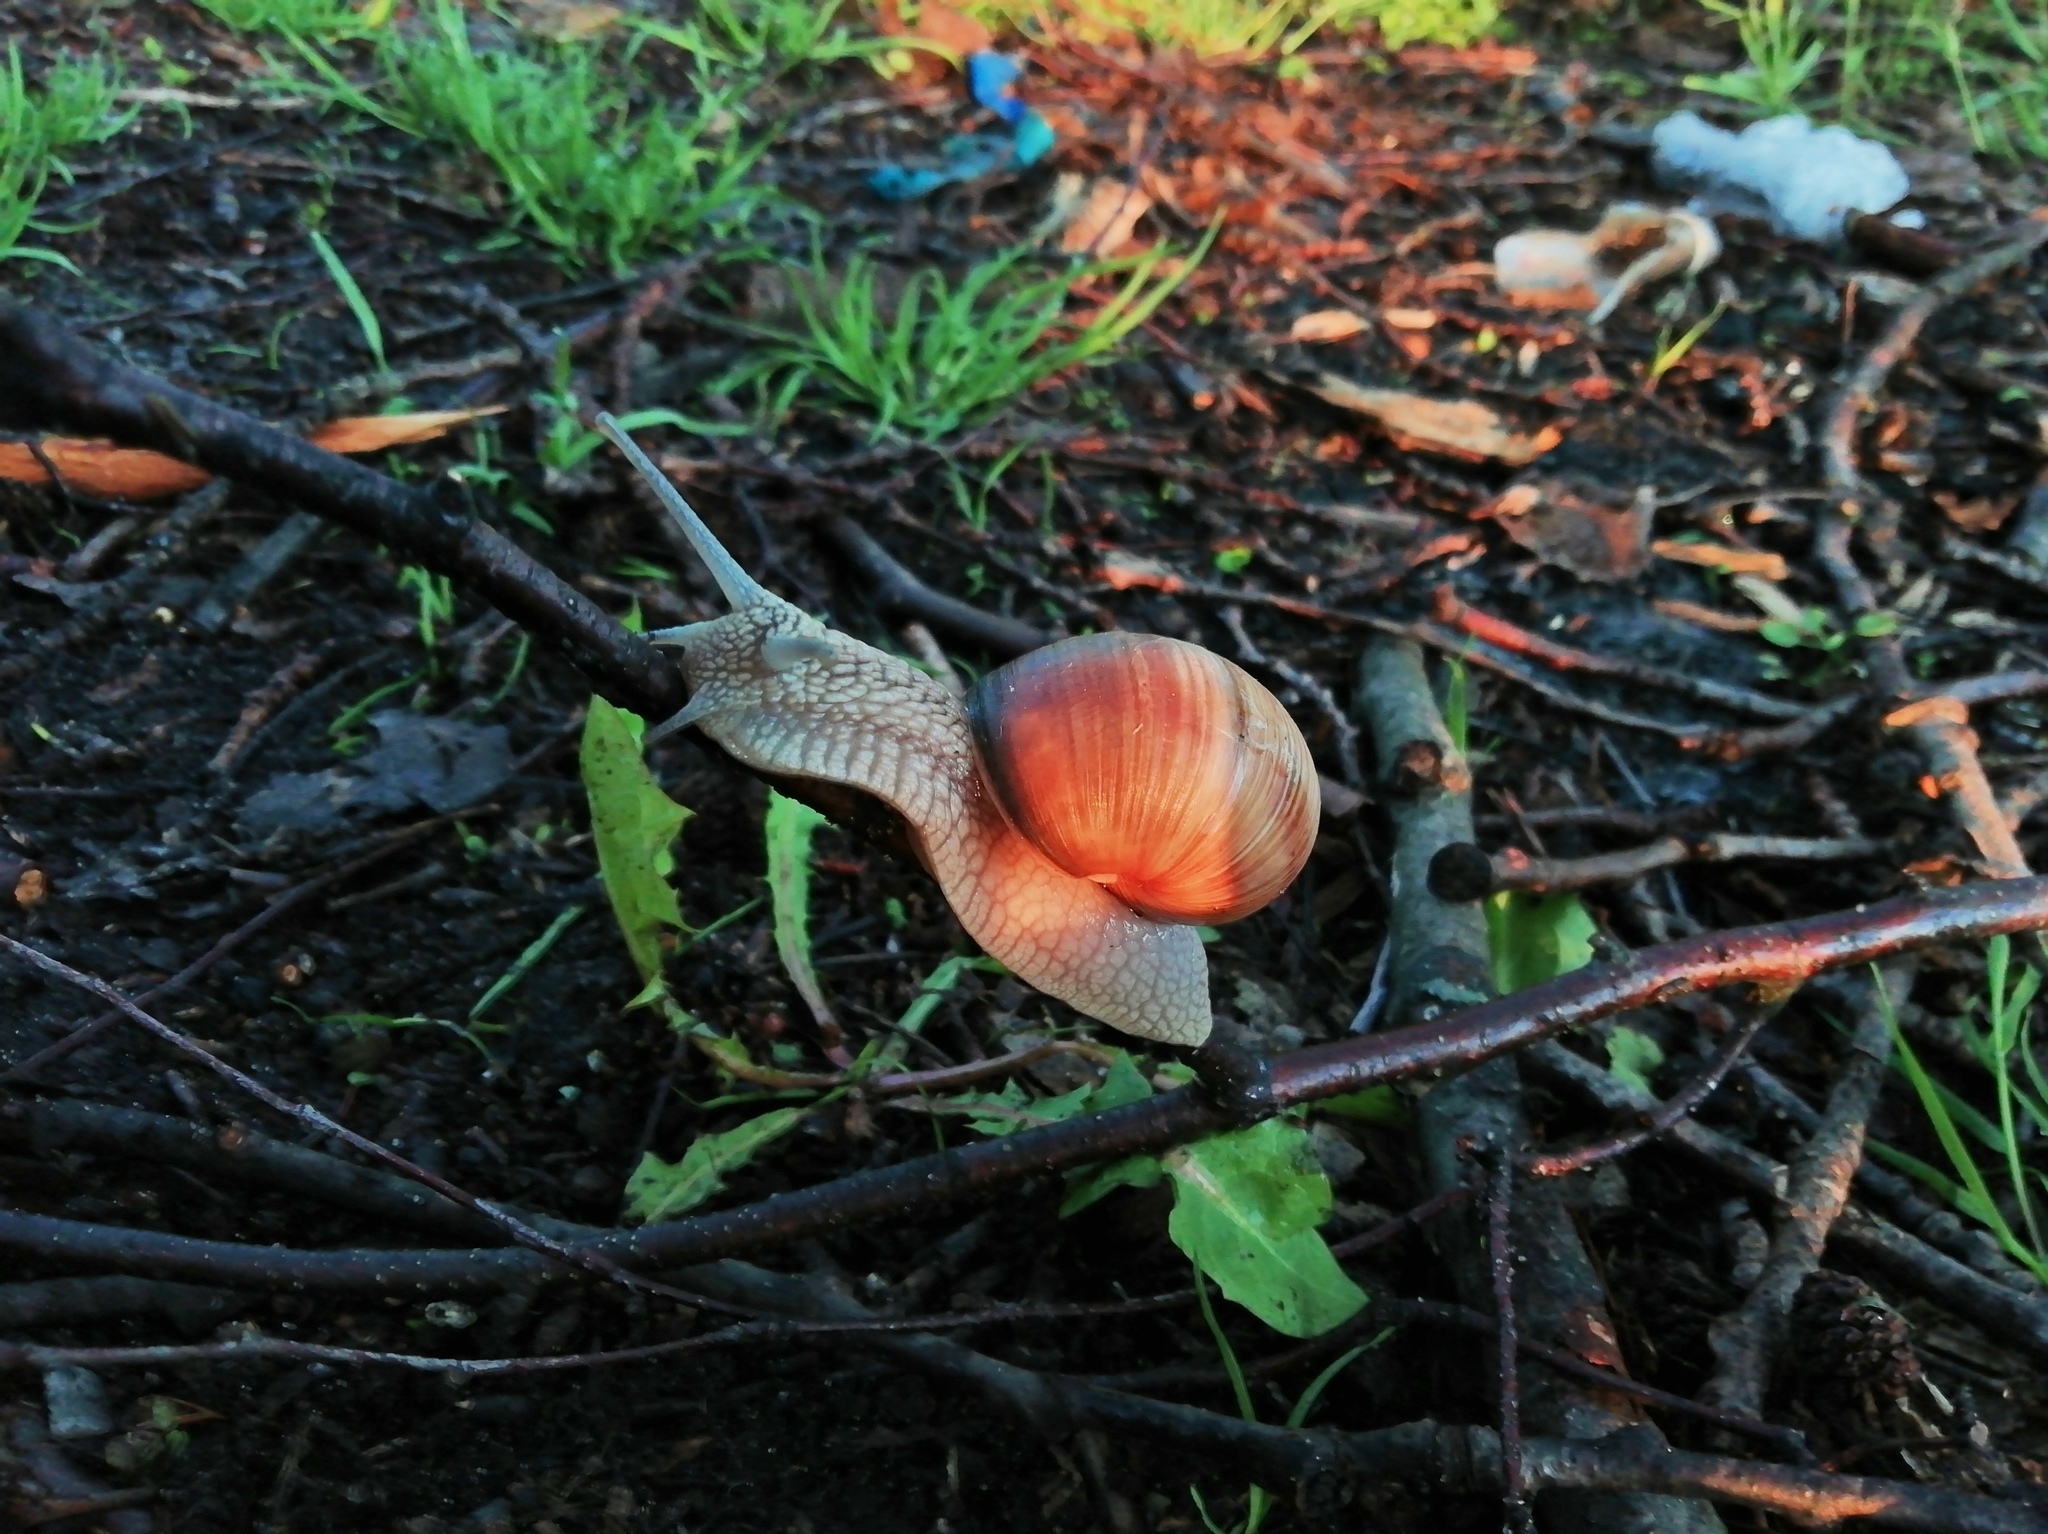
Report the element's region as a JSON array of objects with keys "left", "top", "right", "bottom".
[
  {"left": 1058, "top": 179, "right": 1153, "bottom": 257},
  {"left": 1289, "top": 309, "right": 1367, "bottom": 343},
  {"left": 878, "top": 0, "right": 991, "bottom": 54},
  {"left": 1096, "top": 550, "right": 1185, "bottom": 593},
  {"left": 1480, "top": 474, "right": 1649, "bottom": 582},
  {"left": 1884, "top": 696, "right": 1970, "bottom": 729},
  {"left": 0, "top": 408, "right": 506, "bottom": 502},
  {"left": 1308, "top": 375, "right": 1563, "bottom": 465},
  {"left": 1382, "top": 307, "right": 1438, "bottom": 330},
  {"left": 306, "top": 407, "right": 507, "bottom": 454},
  {"left": 1651, "top": 539, "right": 1790, "bottom": 581},
  {"left": 0, "top": 442, "right": 212, "bottom": 500},
  {"left": 1654, "top": 598, "right": 1765, "bottom": 634},
  {"left": 505, "top": 0, "right": 623, "bottom": 39}
]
